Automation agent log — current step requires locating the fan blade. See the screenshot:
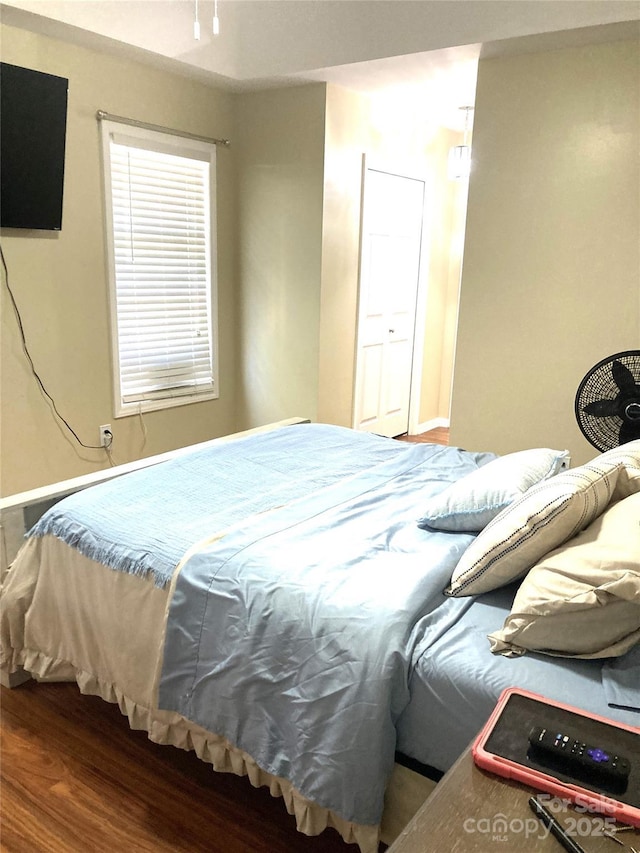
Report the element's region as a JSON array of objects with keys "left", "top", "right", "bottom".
[
  {"left": 612, "top": 359, "right": 637, "bottom": 395},
  {"left": 619, "top": 419, "right": 640, "bottom": 445},
  {"left": 583, "top": 399, "right": 620, "bottom": 417}
]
